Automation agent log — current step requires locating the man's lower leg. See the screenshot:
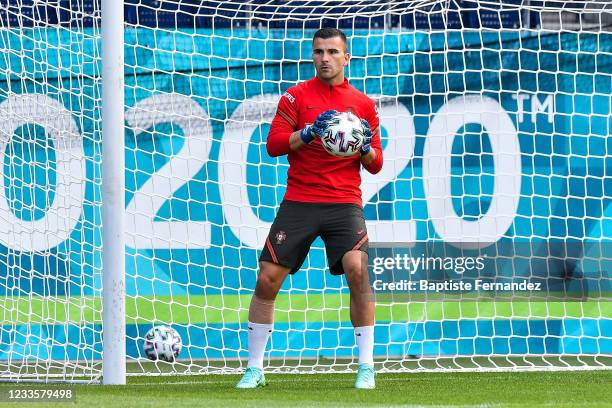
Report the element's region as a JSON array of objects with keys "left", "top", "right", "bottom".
[{"left": 247, "top": 295, "right": 275, "bottom": 369}]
